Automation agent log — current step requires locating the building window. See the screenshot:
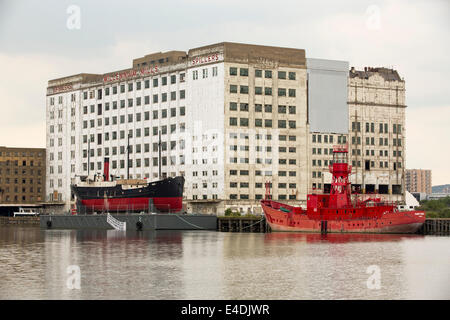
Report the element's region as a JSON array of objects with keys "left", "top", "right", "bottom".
[
  {"left": 240, "top": 85, "right": 248, "bottom": 94},
  {"left": 229, "top": 67, "right": 237, "bottom": 75},
  {"left": 240, "top": 118, "right": 249, "bottom": 127},
  {"left": 288, "top": 89, "right": 296, "bottom": 97},
  {"left": 240, "top": 68, "right": 248, "bottom": 76},
  {"left": 265, "top": 70, "right": 272, "bottom": 78}
]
